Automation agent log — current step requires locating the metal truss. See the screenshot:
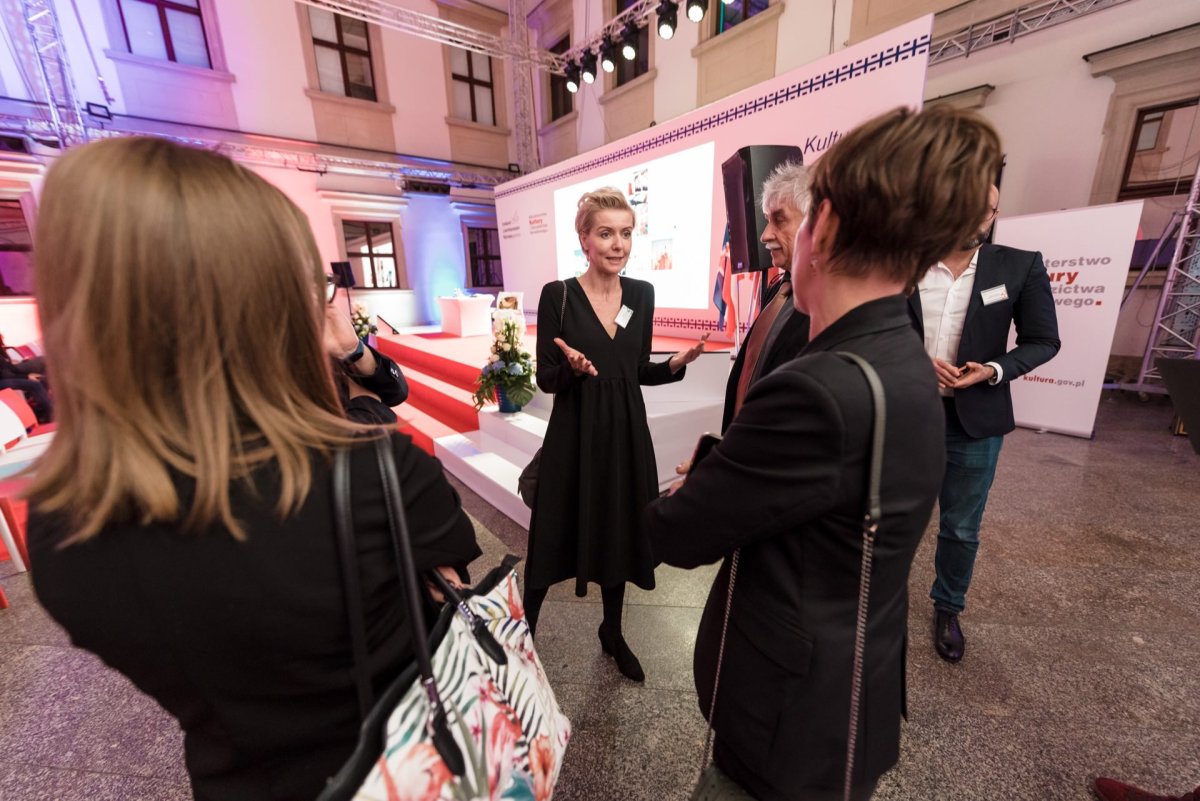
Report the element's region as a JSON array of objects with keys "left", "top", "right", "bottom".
[
  {"left": 930, "top": 0, "right": 1135, "bottom": 66},
  {"left": 1135, "top": 161, "right": 1200, "bottom": 392},
  {"left": 297, "top": 0, "right": 661, "bottom": 75},
  {"left": 507, "top": 0, "right": 538, "bottom": 173},
  {"left": 296, "top": 0, "right": 559, "bottom": 69},
  {"left": 17, "top": 0, "right": 88, "bottom": 147},
  {"left": 0, "top": 111, "right": 514, "bottom": 187}
]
